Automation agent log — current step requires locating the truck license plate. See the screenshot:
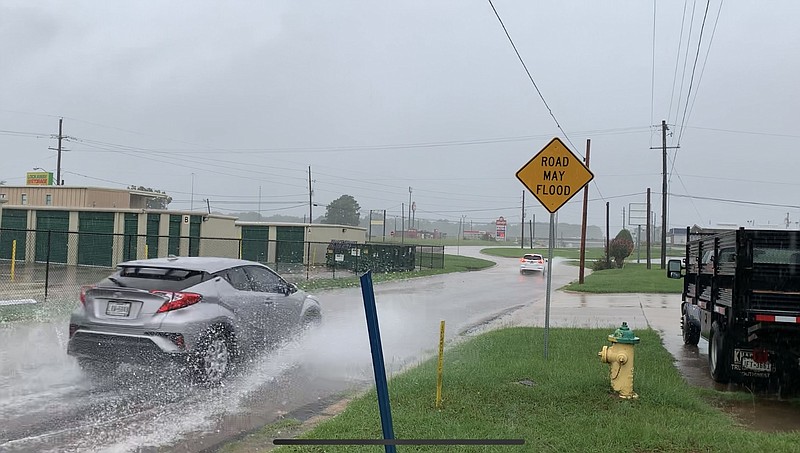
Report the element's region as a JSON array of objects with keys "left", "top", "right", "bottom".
[
  {"left": 734, "top": 349, "right": 773, "bottom": 373},
  {"left": 106, "top": 301, "right": 131, "bottom": 317}
]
